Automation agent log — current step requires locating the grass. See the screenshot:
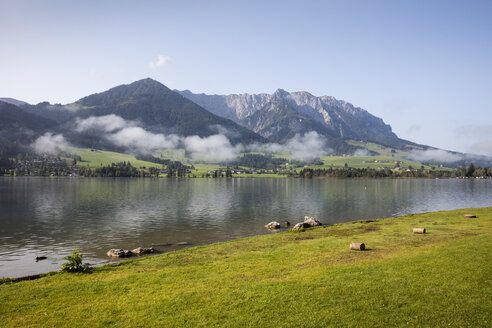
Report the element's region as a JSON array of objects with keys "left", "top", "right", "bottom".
[
  {"left": 1, "top": 207, "right": 490, "bottom": 327},
  {"left": 315, "top": 155, "right": 442, "bottom": 170},
  {"left": 66, "top": 147, "right": 162, "bottom": 169},
  {"left": 64, "top": 146, "right": 449, "bottom": 177}
]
